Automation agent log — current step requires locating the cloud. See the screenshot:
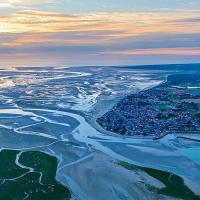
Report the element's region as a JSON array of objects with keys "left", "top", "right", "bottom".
[
  {"left": 172, "top": 17, "right": 200, "bottom": 23},
  {"left": 101, "top": 47, "right": 200, "bottom": 56},
  {"left": 0, "top": 10, "right": 200, "bottom": 66},
  {"left": 0, "top": 0, "right": 55, "bottom": 9},
  {"left": 1, "top": 10, "right": 200, "bottom": 37}
]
